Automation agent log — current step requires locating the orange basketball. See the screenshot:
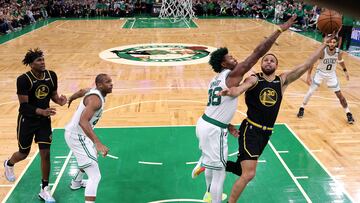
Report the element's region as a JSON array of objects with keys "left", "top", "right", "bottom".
[{"left": 317, "top": 10, "right": 342, "bottom": 34}]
